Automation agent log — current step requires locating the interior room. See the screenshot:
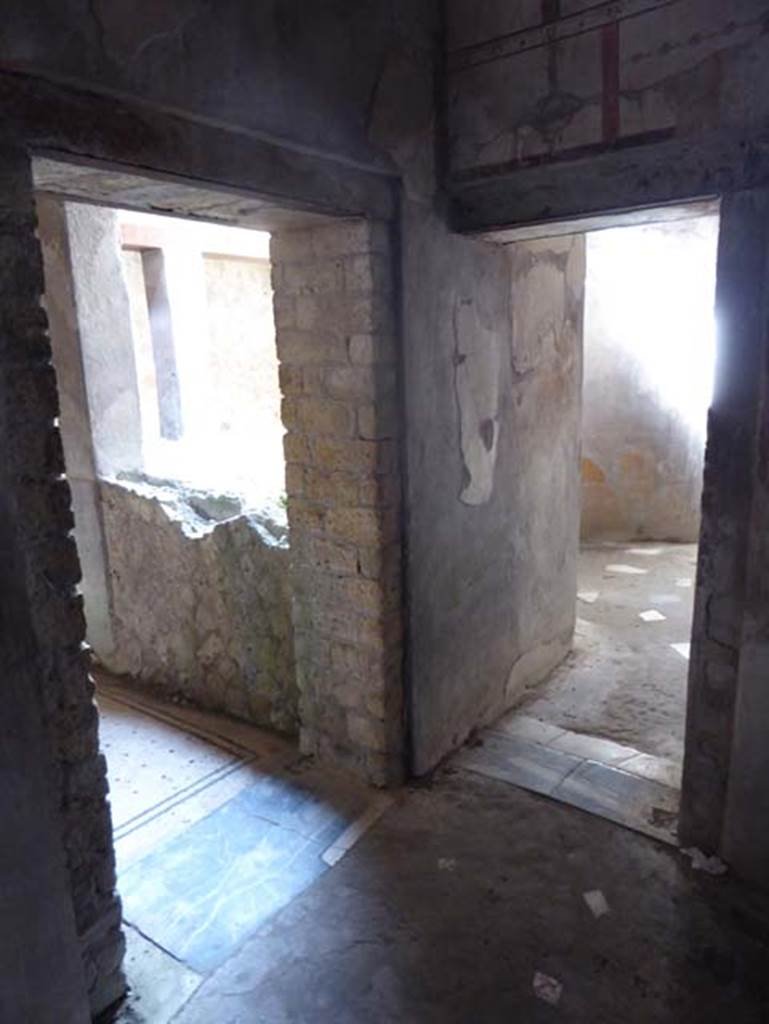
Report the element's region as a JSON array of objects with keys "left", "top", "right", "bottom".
[
  {"left": 470, "top": 210, "right": 720, "bottom": 837},
  {"left": 4, "top": 3, "right": 769, "bottom": 1023}
]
